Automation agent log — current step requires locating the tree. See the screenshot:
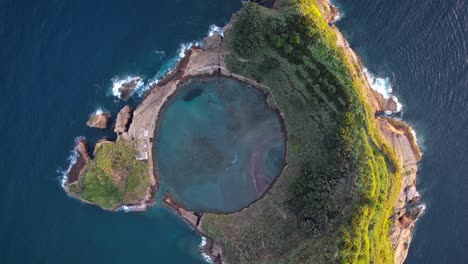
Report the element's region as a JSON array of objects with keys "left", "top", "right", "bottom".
[{"left": 233, "top": 2, "right": 265, "bottom": 56}]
